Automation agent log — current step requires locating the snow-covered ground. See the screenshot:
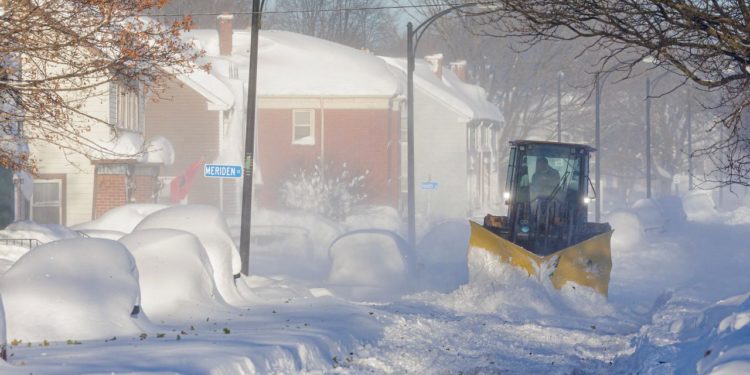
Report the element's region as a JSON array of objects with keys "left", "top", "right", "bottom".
[{"left": 0, "top": 192, "right": 748, "bottom": 374}]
